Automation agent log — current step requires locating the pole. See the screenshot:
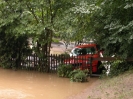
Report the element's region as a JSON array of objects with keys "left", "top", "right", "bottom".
[{"left": 89, "top": 57, "right": 92, "bottom": 77}]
